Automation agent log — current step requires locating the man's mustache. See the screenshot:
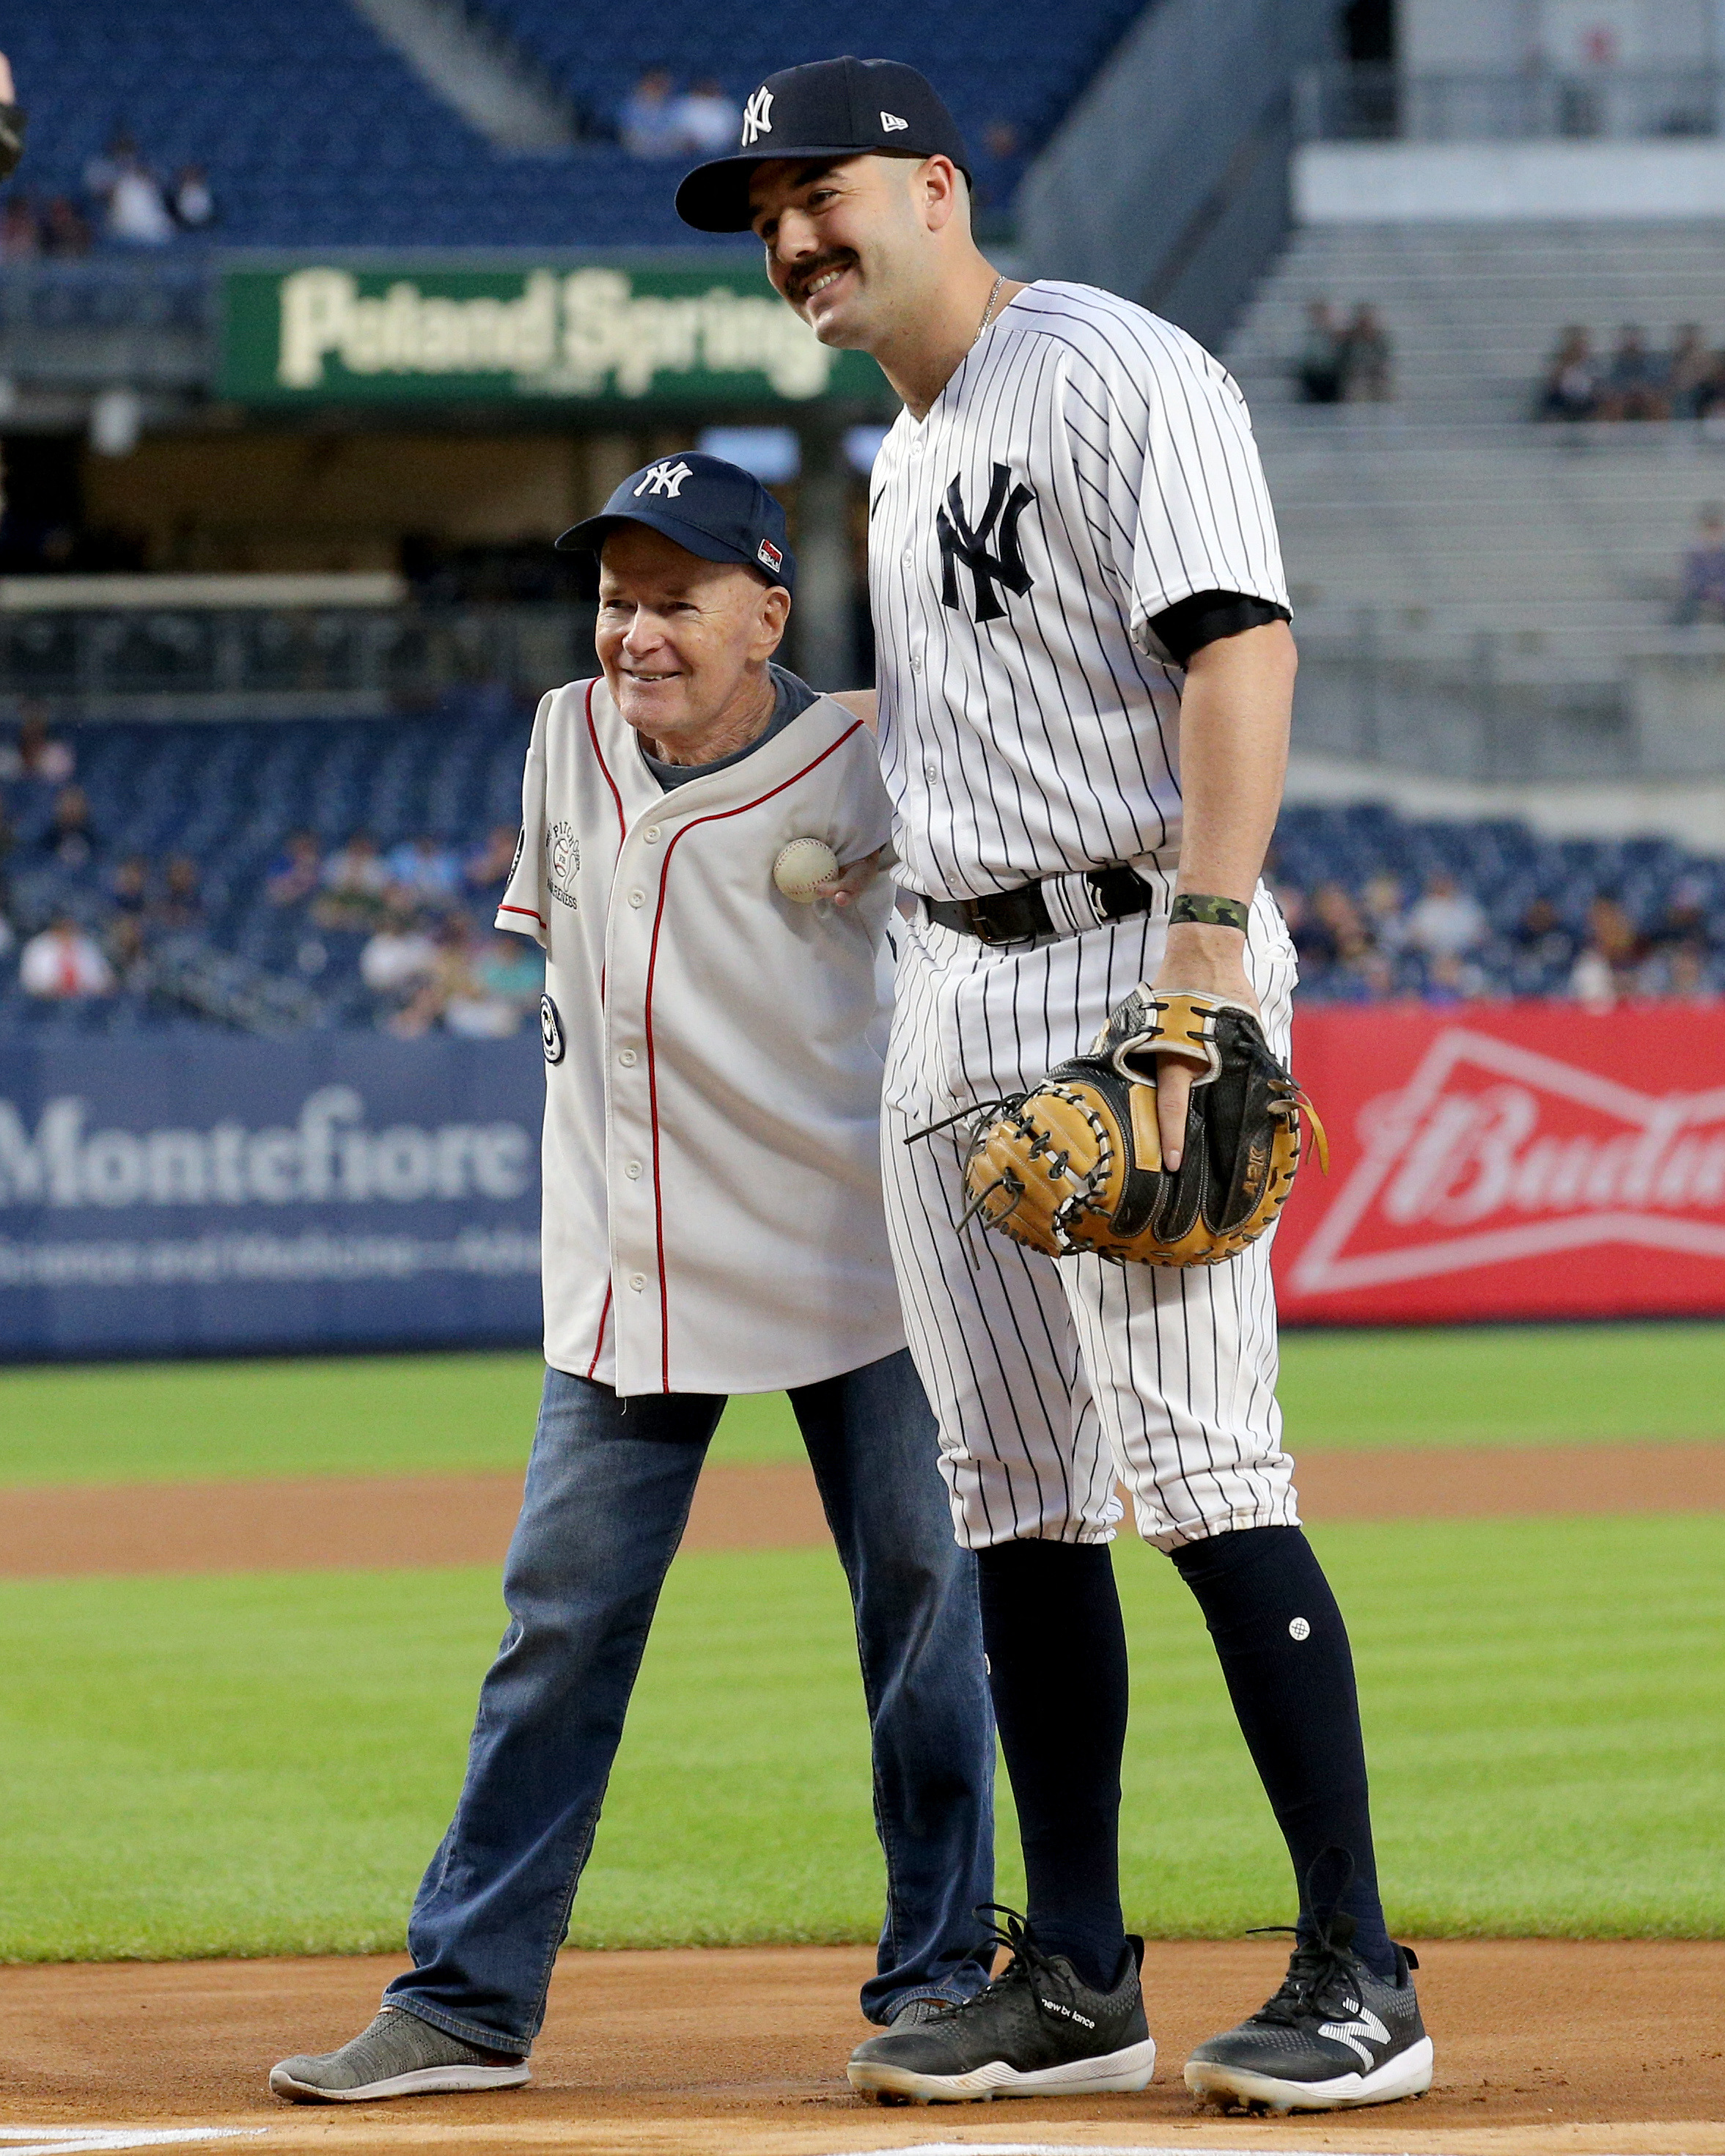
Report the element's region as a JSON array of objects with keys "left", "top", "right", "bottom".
[{"left": 784, "top": 251, "right": 856, "bottom": 303}]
